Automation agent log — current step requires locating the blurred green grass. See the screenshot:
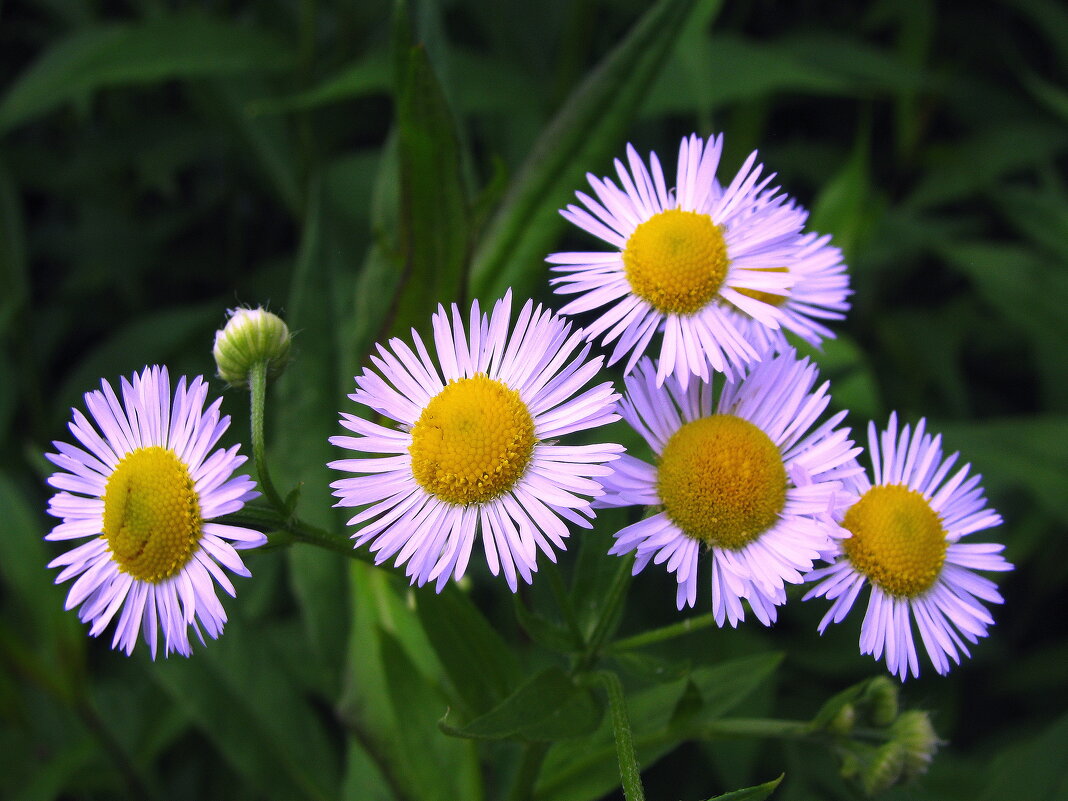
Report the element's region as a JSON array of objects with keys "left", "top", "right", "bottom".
[{"left": 2, "top": 0, "right": 1066, "bottom": 799}]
